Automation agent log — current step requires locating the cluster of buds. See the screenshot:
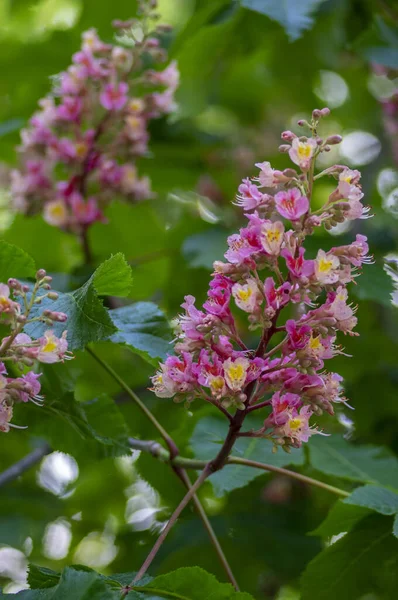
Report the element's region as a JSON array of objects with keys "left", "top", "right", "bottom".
[
  {"left": 10, "top": 0, "right": 179, "bottom": 236},
  {"left": 0, "top": 269, "right": 72, "bottom": 432},
  {"left": 151, "top": 108, "right": 372, "bottom": 449}
]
